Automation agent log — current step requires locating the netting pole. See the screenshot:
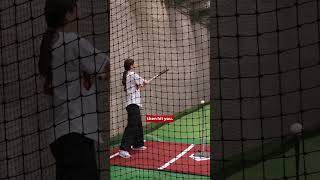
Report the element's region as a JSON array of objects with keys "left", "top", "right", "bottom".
[
  {"left": 201, "top": 100, "right": 205, "bottom": 152},
  {"left": 194, "top": 100, "right": 210, "bottom": 158},
  {"left": 290, "top": 122, "right": 303, "bottom": 180},
  {"left": 295, "top": 136, "right": 300, "bottom": 180}
]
